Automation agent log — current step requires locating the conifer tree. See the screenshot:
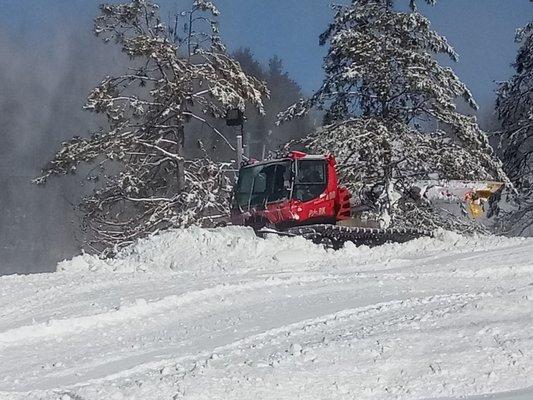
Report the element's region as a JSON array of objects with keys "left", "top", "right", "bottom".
[
  {"left": 496, "top": 21, "right": 533, "bottom": 235},
  {"left": 232, "top": 49, "right": 313, "bottom": 158},
  {"left": 280, "top": 0, "right": 508, "bottom": 230}
]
